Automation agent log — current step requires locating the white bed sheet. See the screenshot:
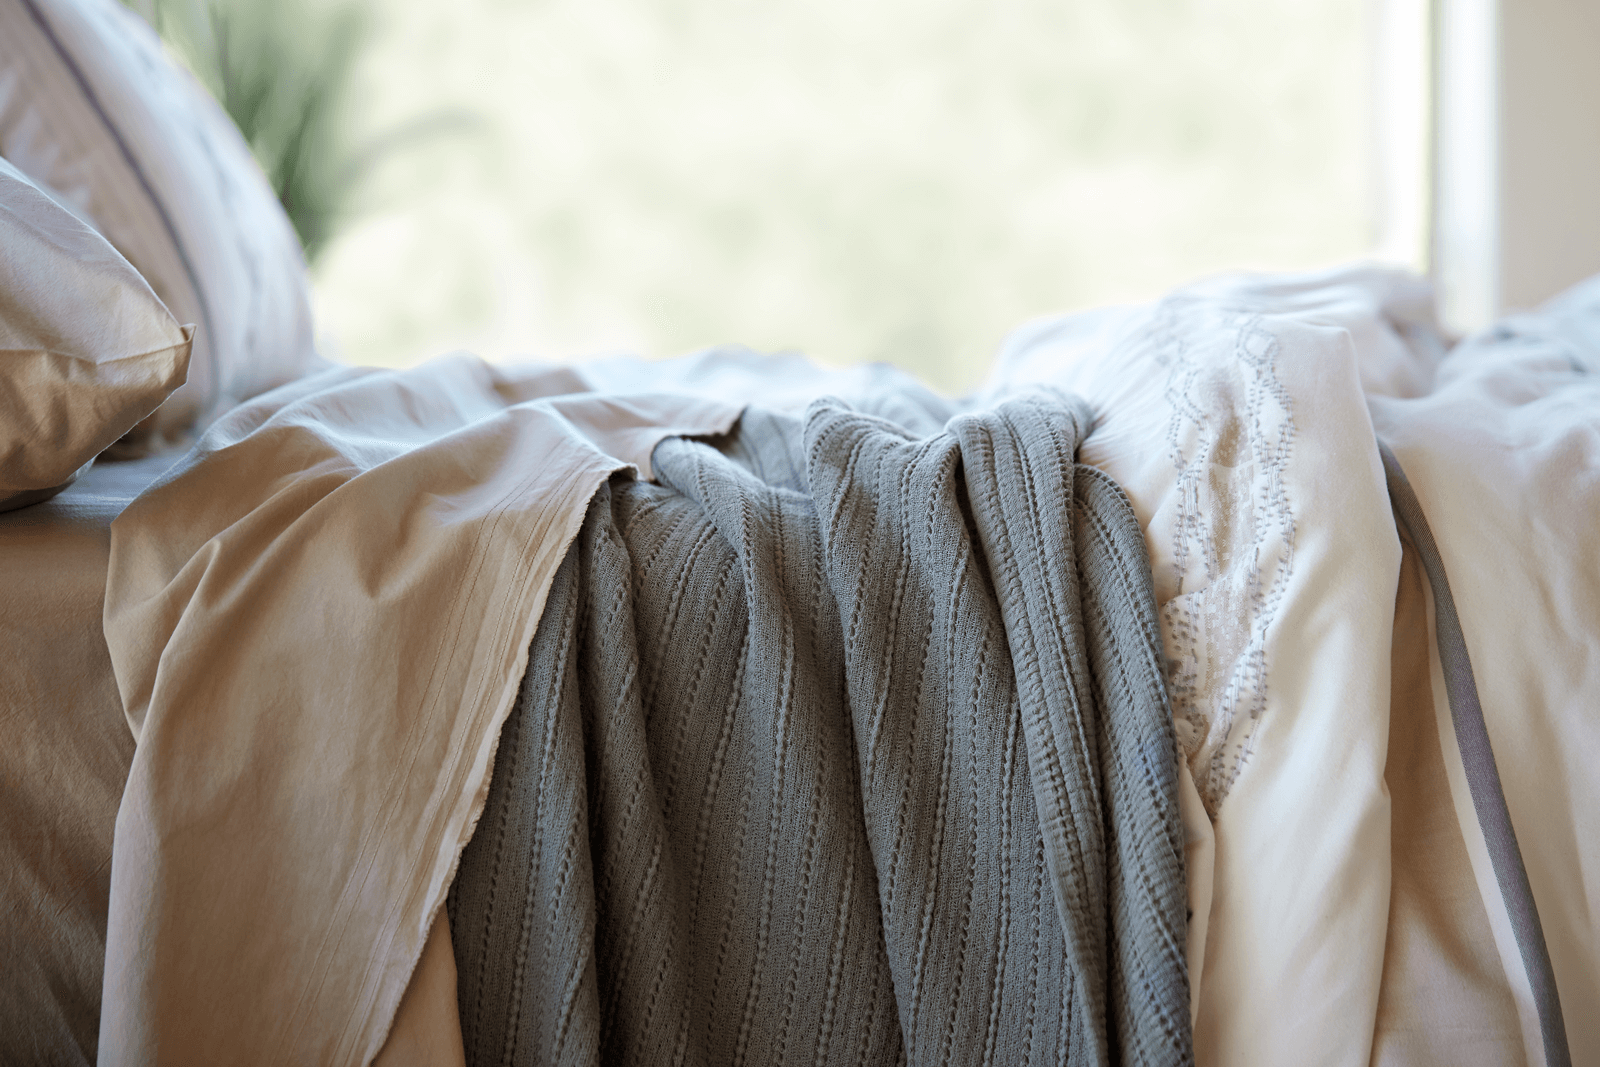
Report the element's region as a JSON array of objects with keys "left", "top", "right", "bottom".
[{"left": 1370, "top": 281, "right": 1600, "bottom": 1066}]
